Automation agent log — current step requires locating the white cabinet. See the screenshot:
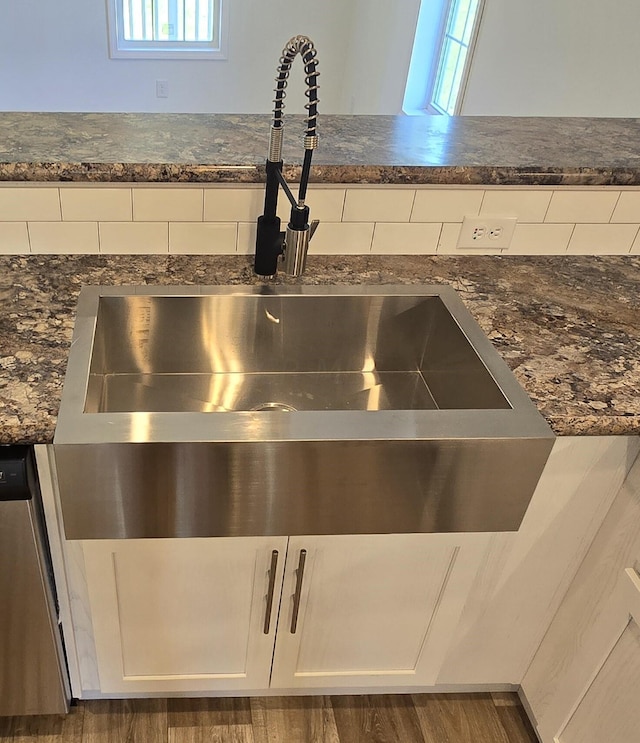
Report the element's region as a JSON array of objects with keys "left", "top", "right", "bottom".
[
  {"left": 80, "top": 532, "right": 490, "bottom": 695},
  {"left": 561, "top": 611, "right": 640, "bottom": 743},
  {"left": 270, "top": 534, "right": 491, "bottom": 689},
  {"left": 522, "top": 447, "right": 640, "bottom": 743},
  {"left": 438, "top": 436, "right": 639, "bottom": 686},
  {"left": 82, "top": 536, "right": 287, "bottom": 693}
]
